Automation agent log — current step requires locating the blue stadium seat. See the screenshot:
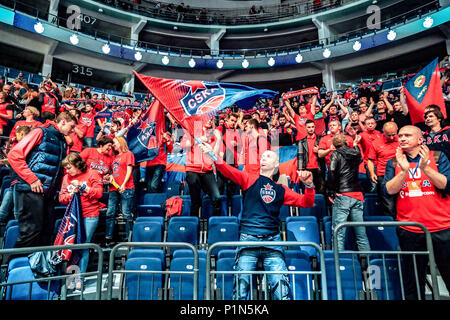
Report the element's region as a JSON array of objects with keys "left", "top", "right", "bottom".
[
  {"left": 299, "top": 194, "right": 327, "bottom": 219},
  {"left": 207, "top": 216, "right": 239, "bottom": 254},
  {"left": 364, "top": 216, "right": 399, "bottom": 252},
  {"left": 279, "top": 205, "right": 292, "bottom": 221},
  {"left": 124, "top": 257, "right": 164, "bottom": 300},
  {"left": 172, "top": 249, "right": 207, "bottom": 260},
  {"left": 169, "top": 256, "right": 207, "bottom": 300},
  {"left": 286, "top": 218, "right": 320, "bottom": 257},
  {"left": 215, "top": 257, "right": 235, "bottom": 300},
  {"left": 128, "top": 249, "right": 166, "bottom": 269},
  {"left": 137, "top": 192, "right": 167, "bottom": 217},
  {"left": 217, "top": 249, "right": 236, "bottom": 260},
  {"left": 3, "top": 225, "right": 19, "bottom": 249},
  {"left": 8, "top": 257, "right": 29, "bottom": 271},
  {"left": 164, "top": 181, "right": 182, "bottom": 198},
  {"left": 325, "top": 256, "right": 364, "bottom": 300},
  {"left": 5, "top": 264, "right": 59, "bottom": 300},
  {"left": 285, "top": 250, "right": 313, "bottom": 300},
  {"left": 179, "top": 195, "right": 192, "bottom": 216},
  {"left": 363, "top": 193, "right": 381, "bottom": 216},
  {"left": 5, "top": 219, "right": 18, "bottom": 230},
  {"left": 167, "top": 217, "right": 199, "bottom": 252},
  {"left": 368, "top": 258, "right": 403, "bottom": 300},
  {"left": 323, "top": 216, "right": 332, "bottom": 249},
  {"left": 131, "top": 220, "right": 164, "bottom": 243},
  {"left": 201, "top": 195, "right": 228, "bottom": 219}
]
